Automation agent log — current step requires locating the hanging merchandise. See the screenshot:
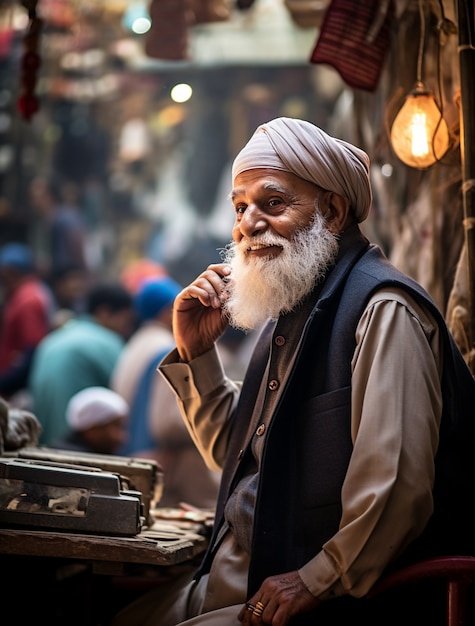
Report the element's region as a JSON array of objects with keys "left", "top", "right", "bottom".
[
  {"left": 36, "top": 0, "right": 76, "bottom": 29},
  {"left": 284, "top": 0, "right": 330, "bottom": 29},
  {"left": 309, "top": 0, "right": 394, "bottom": 92},
  {"left": 145, "top": 0, "right": 190, "bottom": 61},
  {"left": 191, "top": 0, "right": 231, "bottom": 24},
  {"left": 17, "top": 0, "right": 42, "bottom": 121}
]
